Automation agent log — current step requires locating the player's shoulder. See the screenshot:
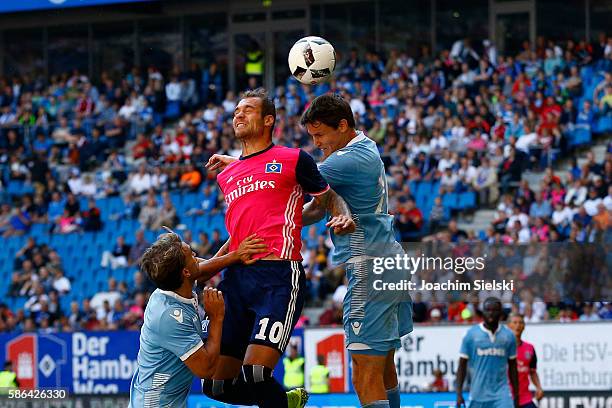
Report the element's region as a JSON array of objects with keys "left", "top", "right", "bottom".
[
  {"left": 273, "top": 144, "right": 302, "bottom": 157},
  {"left": 149, "top": 290, "right": 196, "bottom": 326},
  {"left": 499, "top": 324, "right": 515, "bottom": 337},
  {"left": 520, "top": 339, "right": 535, "bottom": 350},
  {"left": 464, "top": 324, "right": 481, "bottom": 337}
]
